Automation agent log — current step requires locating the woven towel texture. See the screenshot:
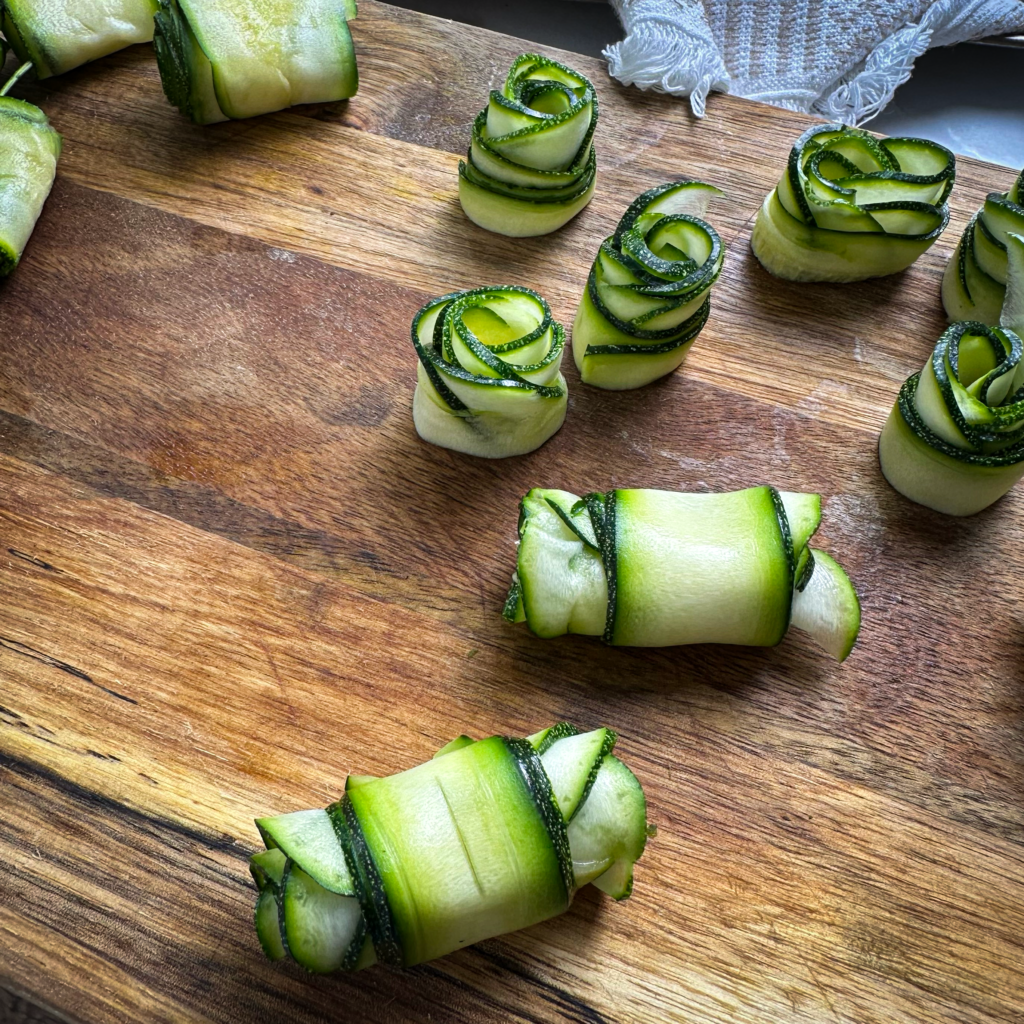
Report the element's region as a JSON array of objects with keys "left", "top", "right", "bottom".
[{"left": 605, "top": 0, "right": 1024, "bottom": 121}]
